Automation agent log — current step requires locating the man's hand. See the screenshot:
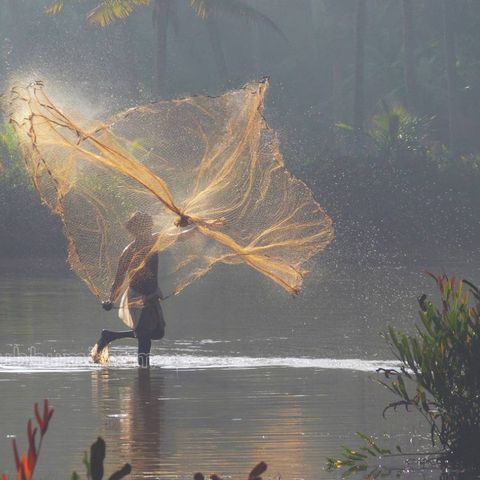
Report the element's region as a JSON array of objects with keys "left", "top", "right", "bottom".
[{"left": 102, "top": 300, "right": 113, "bottom": 311}]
